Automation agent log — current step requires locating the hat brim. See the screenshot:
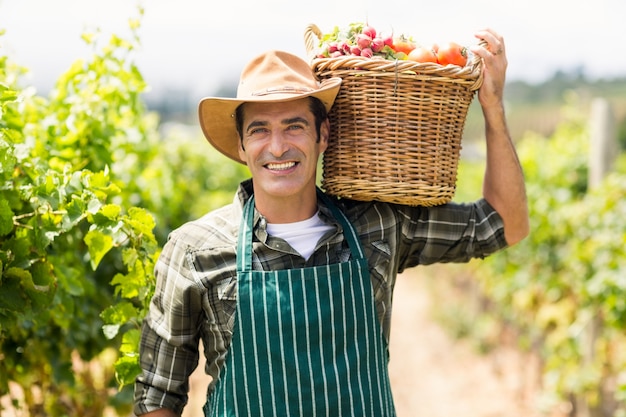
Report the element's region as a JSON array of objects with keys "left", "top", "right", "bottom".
[{"left": 198, "top": 77, "right": 342, "bottom": 165}]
